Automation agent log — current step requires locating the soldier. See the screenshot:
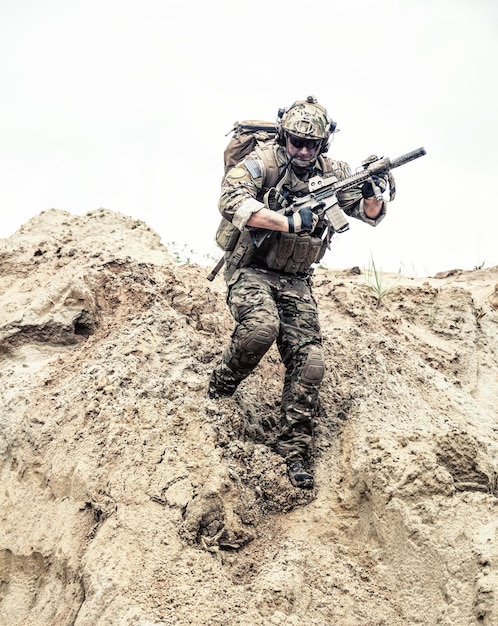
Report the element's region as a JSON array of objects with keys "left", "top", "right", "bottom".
[{"left": 208, "top": 96, "right": 387, "bottom": 489}]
